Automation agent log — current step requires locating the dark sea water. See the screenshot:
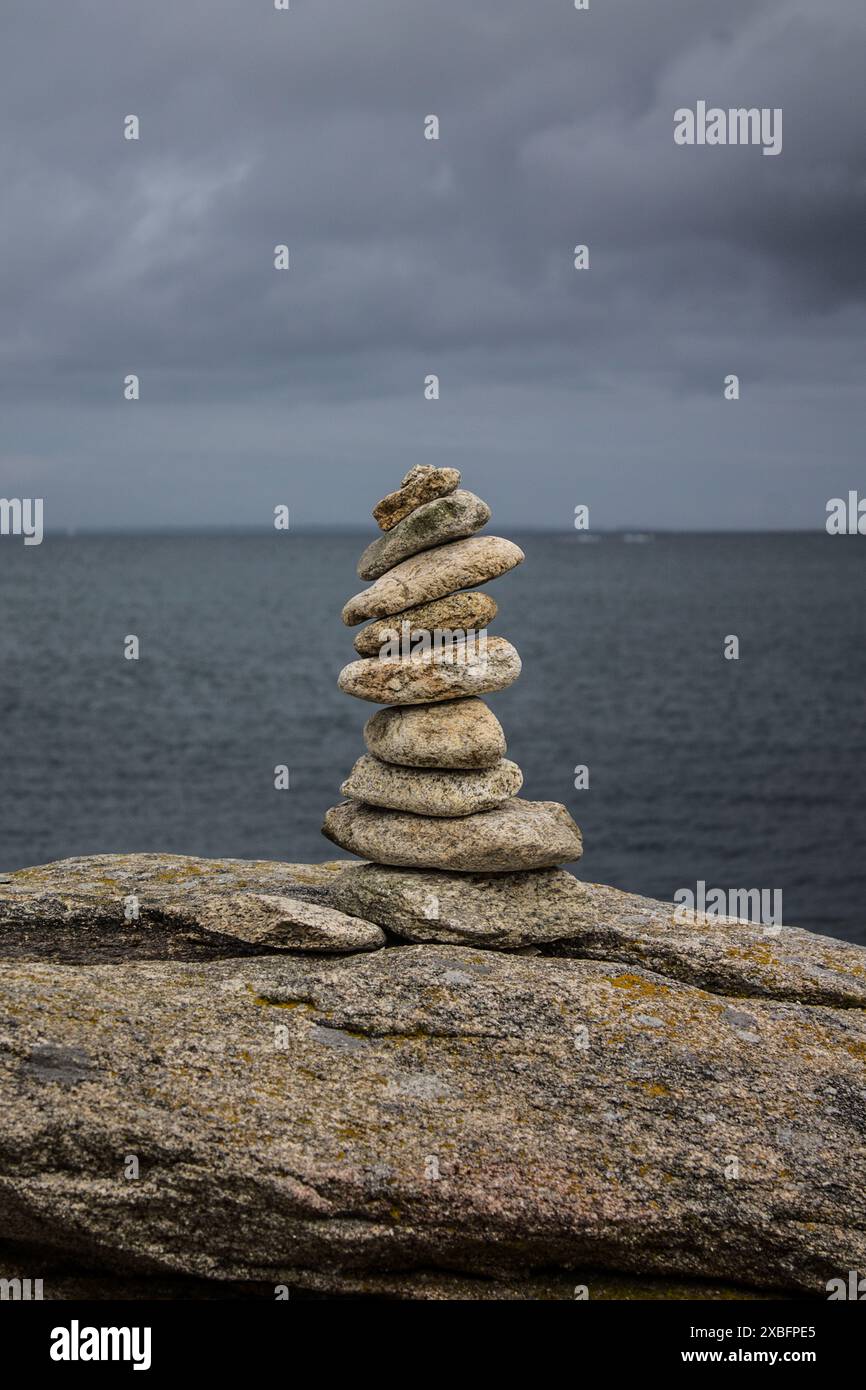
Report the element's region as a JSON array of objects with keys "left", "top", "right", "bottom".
[{"left": 1, "top": 532, "right": 864, "bottom": 941}]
